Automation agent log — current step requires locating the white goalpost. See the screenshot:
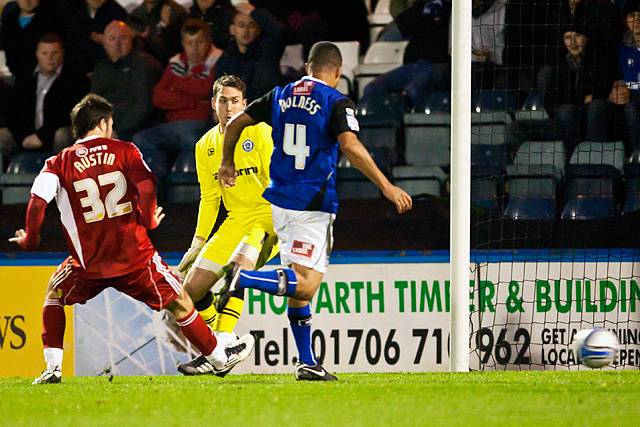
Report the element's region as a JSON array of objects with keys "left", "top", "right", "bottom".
[{"left": 449, "top": 0, "right": 472, "bottom": 372}]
